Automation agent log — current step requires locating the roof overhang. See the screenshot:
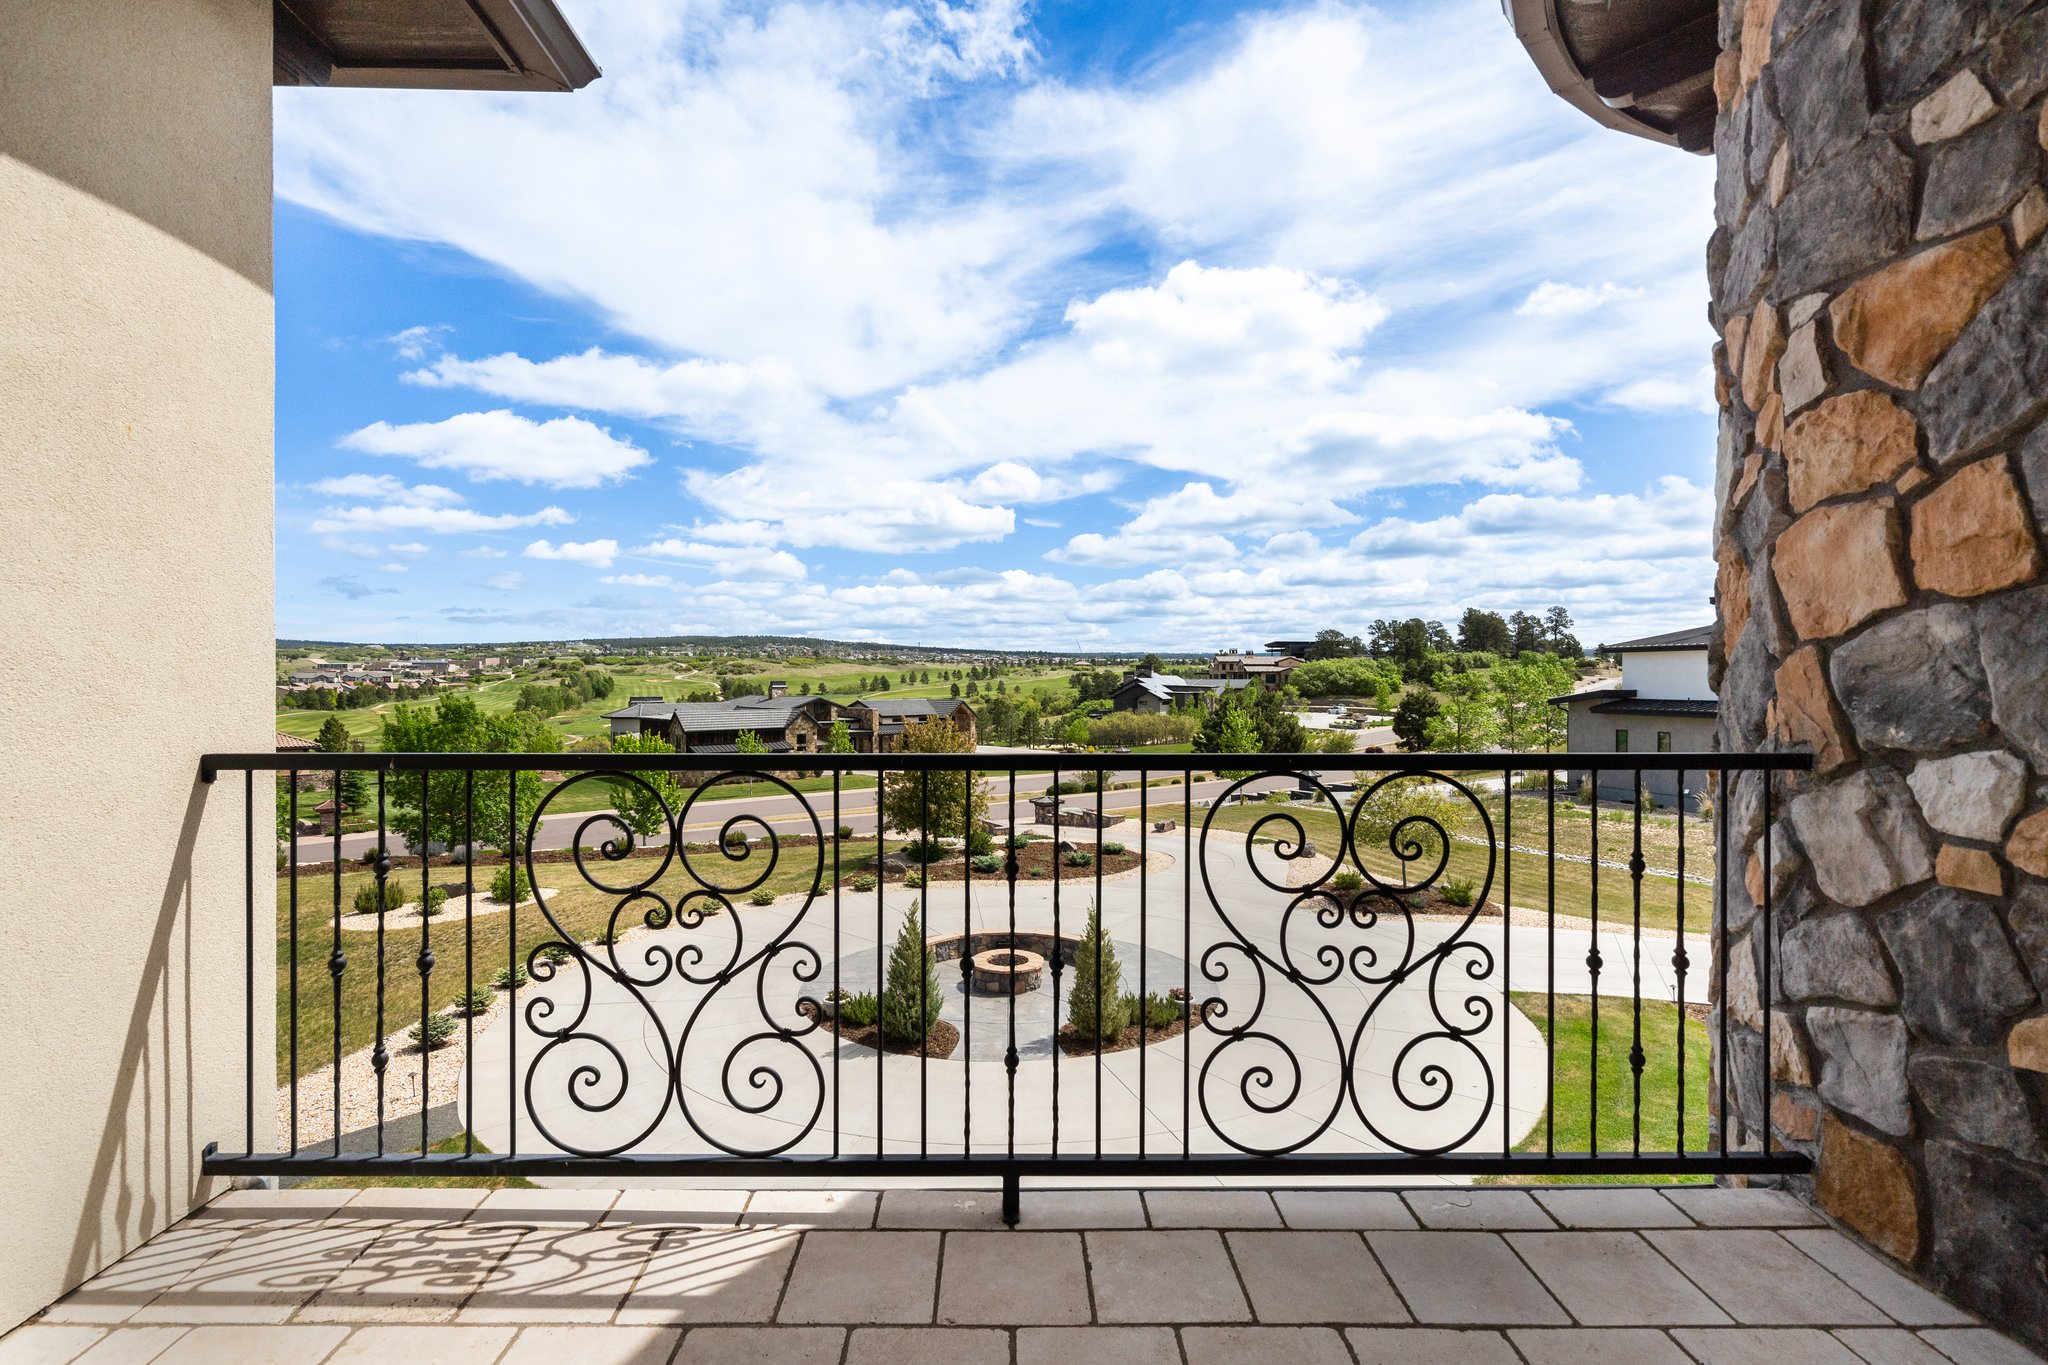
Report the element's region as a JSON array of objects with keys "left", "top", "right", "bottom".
[
  {"left": 1503, "top": 0, "right": 1717, "bottom": 154},
  {"left": 275, "top": 0, "right": 600, "bottom": 92}
]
